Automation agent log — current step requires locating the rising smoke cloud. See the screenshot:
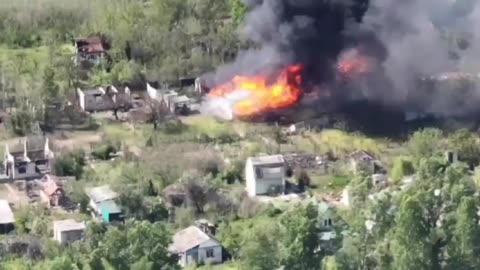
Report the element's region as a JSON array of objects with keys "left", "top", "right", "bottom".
[
  {"left": 360, "top": 0, "right": 480, "bottom": 116},
  {"left": 203, "top": 0, "right": 480, "bottom": 119}
]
